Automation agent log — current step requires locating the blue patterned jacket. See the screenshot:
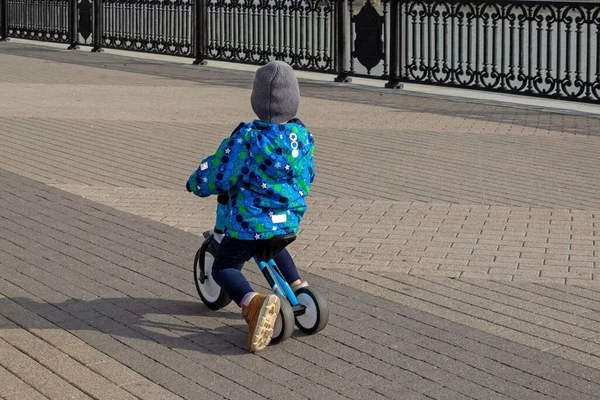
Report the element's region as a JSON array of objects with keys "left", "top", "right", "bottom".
[{"left": 187, "top": 119, "right": 315, "bottom": 240}]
